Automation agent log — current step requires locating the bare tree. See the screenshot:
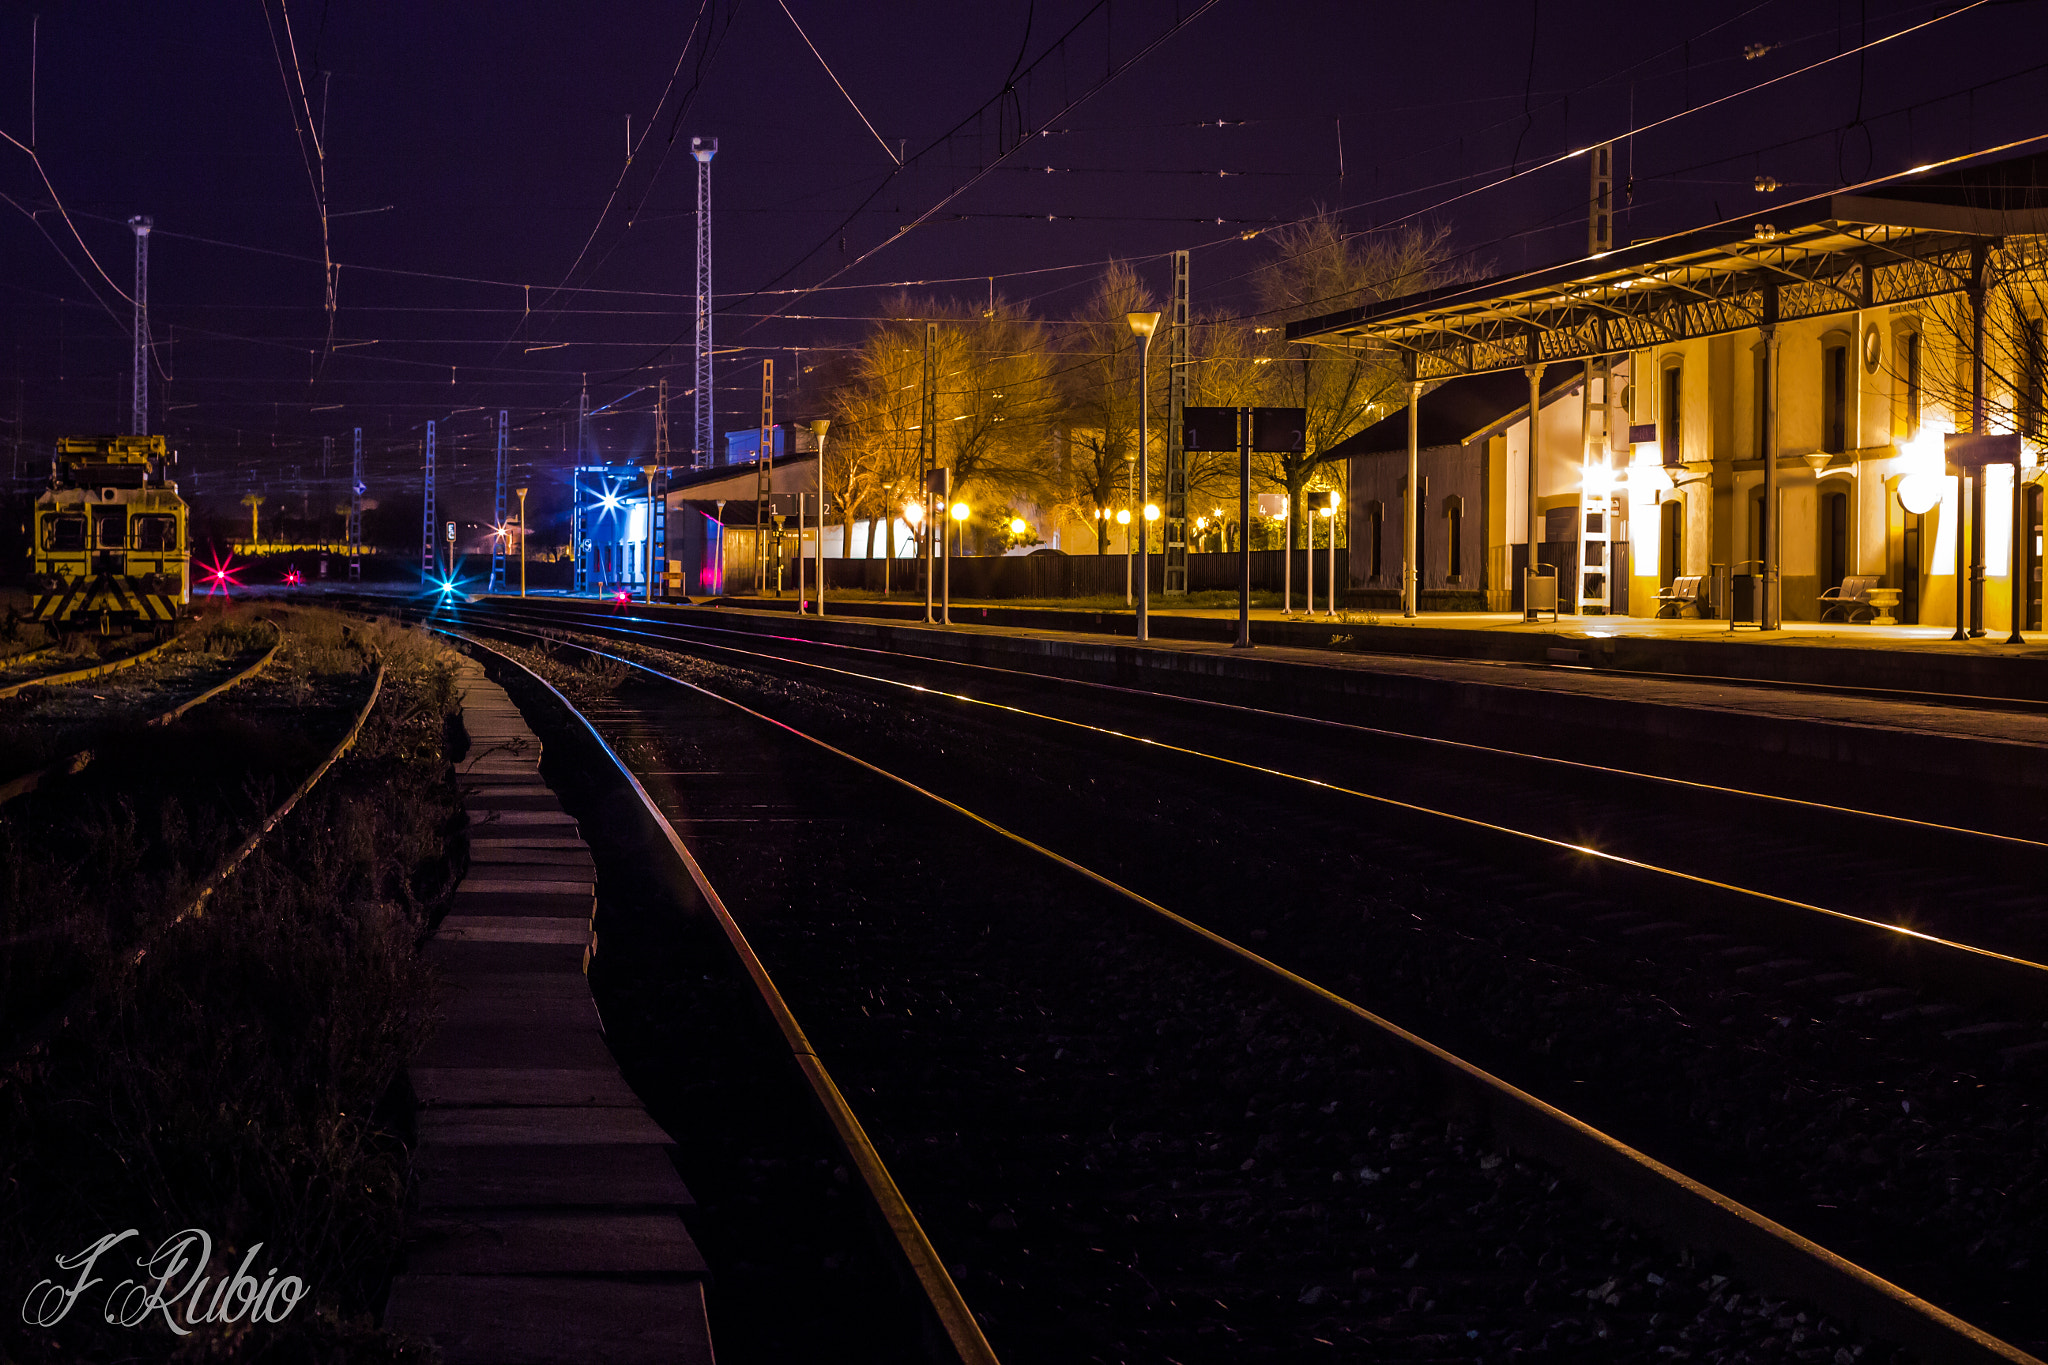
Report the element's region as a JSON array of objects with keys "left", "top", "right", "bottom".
[
  {"left": 826, "top": 314, "right": 923, "bottom": 562},
  {"left": 1057, "top": 263, "right": 1156, "bottom": 553},
  {"left": 935, "top": 297, "right": 1060, "bottom": 518},
  {"left": 1254, "top": 213, "right": 1457, "bottom": 530}
]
